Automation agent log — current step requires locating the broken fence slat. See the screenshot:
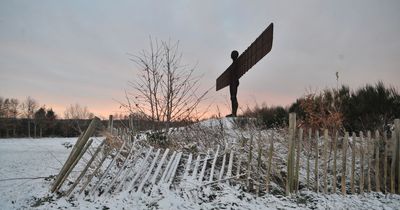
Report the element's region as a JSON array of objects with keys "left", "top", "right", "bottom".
[
  {"left": 128, "top": 147, "right": 154, "bottom": 190},
  {"left": 209, "top": 146, "right": 220, "bottom": 182},
  {"left": 91, "top": 140, "right": 127, "bottom": 196},
  {"left": 183, "top": 153, "right": 193, "bottom": 179},
  {"left": 219, "top": 153, "right": 227, "bottom": 180},
  {"left": 58, "top": 139, "right": 93, "bottom": 192},
  {"left": 137, "top": 149, "right": 161, "bottom": 193},
  {"left": 192, "top": 155, "right": 201, "bottom": 179},
  {"left": 167, "top": 152, "right": 183, "bottom": 187},
  {"left": 199, "top": 150, "right": 210, "bottom": 182},
  {"left": 115, "top": 147, "right": 146, "bottom": 192},
  {"left": 104, "top": 143, "right": 136, "bottom": 195},
  {"left": 151, "top": 149, "right": 170, "bottom": 185},
  {"left": 165, "top": 152, "right": 181, "bottom": 184},
  {"left": 51, "top": 117, "right": 100, "bottom": 193},
  {"left": 160, "top": 151, "right": 177, "bottom": 183},
  {"left": 66, "top": 140, "right": 105, "bottom": 197},
  {"left": 227, "top": 150, "right": 234, "bottom": 178},
  {"left": 79, "top": 149, "right": 109, "bottom": 195}
]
